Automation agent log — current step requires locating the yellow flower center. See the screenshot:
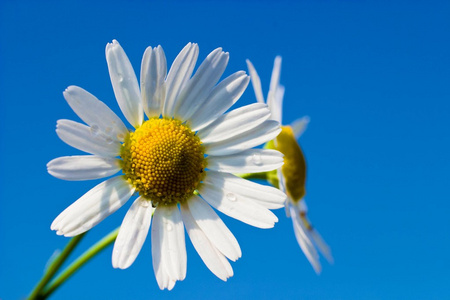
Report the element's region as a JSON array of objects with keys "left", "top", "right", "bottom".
[
  {"left": 274, "top": 126, "right": 307, "bottom": 202},
  {"left": 120, "top": 117, "right": 206, "bottom": 206}
]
